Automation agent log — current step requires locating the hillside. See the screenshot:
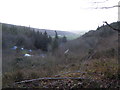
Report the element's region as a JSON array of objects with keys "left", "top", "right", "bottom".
[
  {"left": 2, "top": 23, "right": 78, "bottom": 50},
  {"left": 60, "top": 21, "right": 119, "bottom": 58},
  {"left": 2, "top": 21, "right": 119, "bottom": 89},
  {"left": 2, "top": 23, "right": 77, "bottom": 36}
]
